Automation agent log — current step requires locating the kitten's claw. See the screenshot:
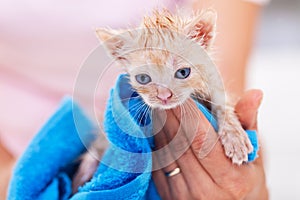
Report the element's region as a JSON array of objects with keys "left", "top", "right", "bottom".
[{"left": 220, "top": 126, "right": 253, "bottom": 165}]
